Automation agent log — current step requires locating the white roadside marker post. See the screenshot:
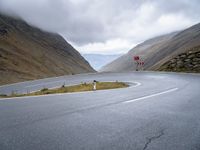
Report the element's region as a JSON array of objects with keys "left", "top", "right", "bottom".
[{"left": 93, "top": 80, "right": 97, "bottom": 91}]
